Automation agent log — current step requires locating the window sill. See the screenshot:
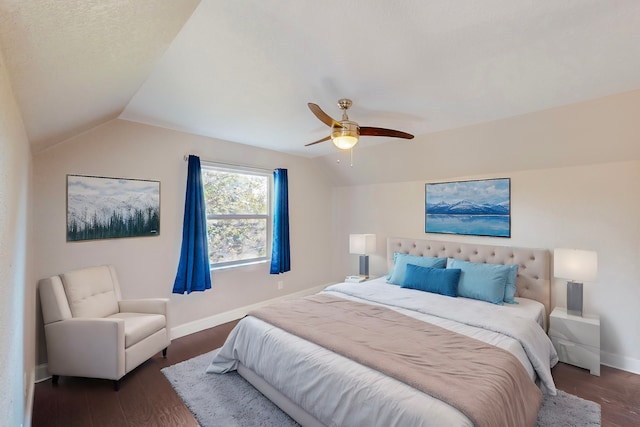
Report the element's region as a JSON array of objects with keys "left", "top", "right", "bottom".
[{"left": 211, "top": 259, "right": 270, "bottom": 272}]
